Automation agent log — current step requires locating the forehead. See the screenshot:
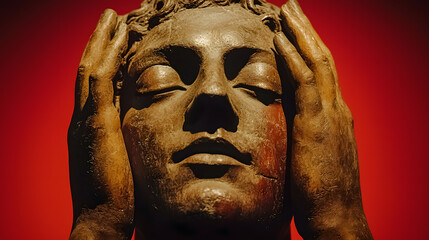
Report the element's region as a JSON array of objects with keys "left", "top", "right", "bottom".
[{"left": 135, "top": 6, "right": 275, "bottom": 55}]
